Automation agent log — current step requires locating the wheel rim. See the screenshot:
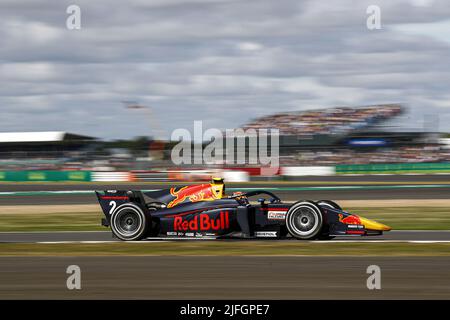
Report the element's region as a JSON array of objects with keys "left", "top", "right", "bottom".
[
  {"left": 115, "top": 209, "right": 142, "bottom": 236},
  {"left": 289, "top": 206, "right": 319, "bottom": 236}
]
